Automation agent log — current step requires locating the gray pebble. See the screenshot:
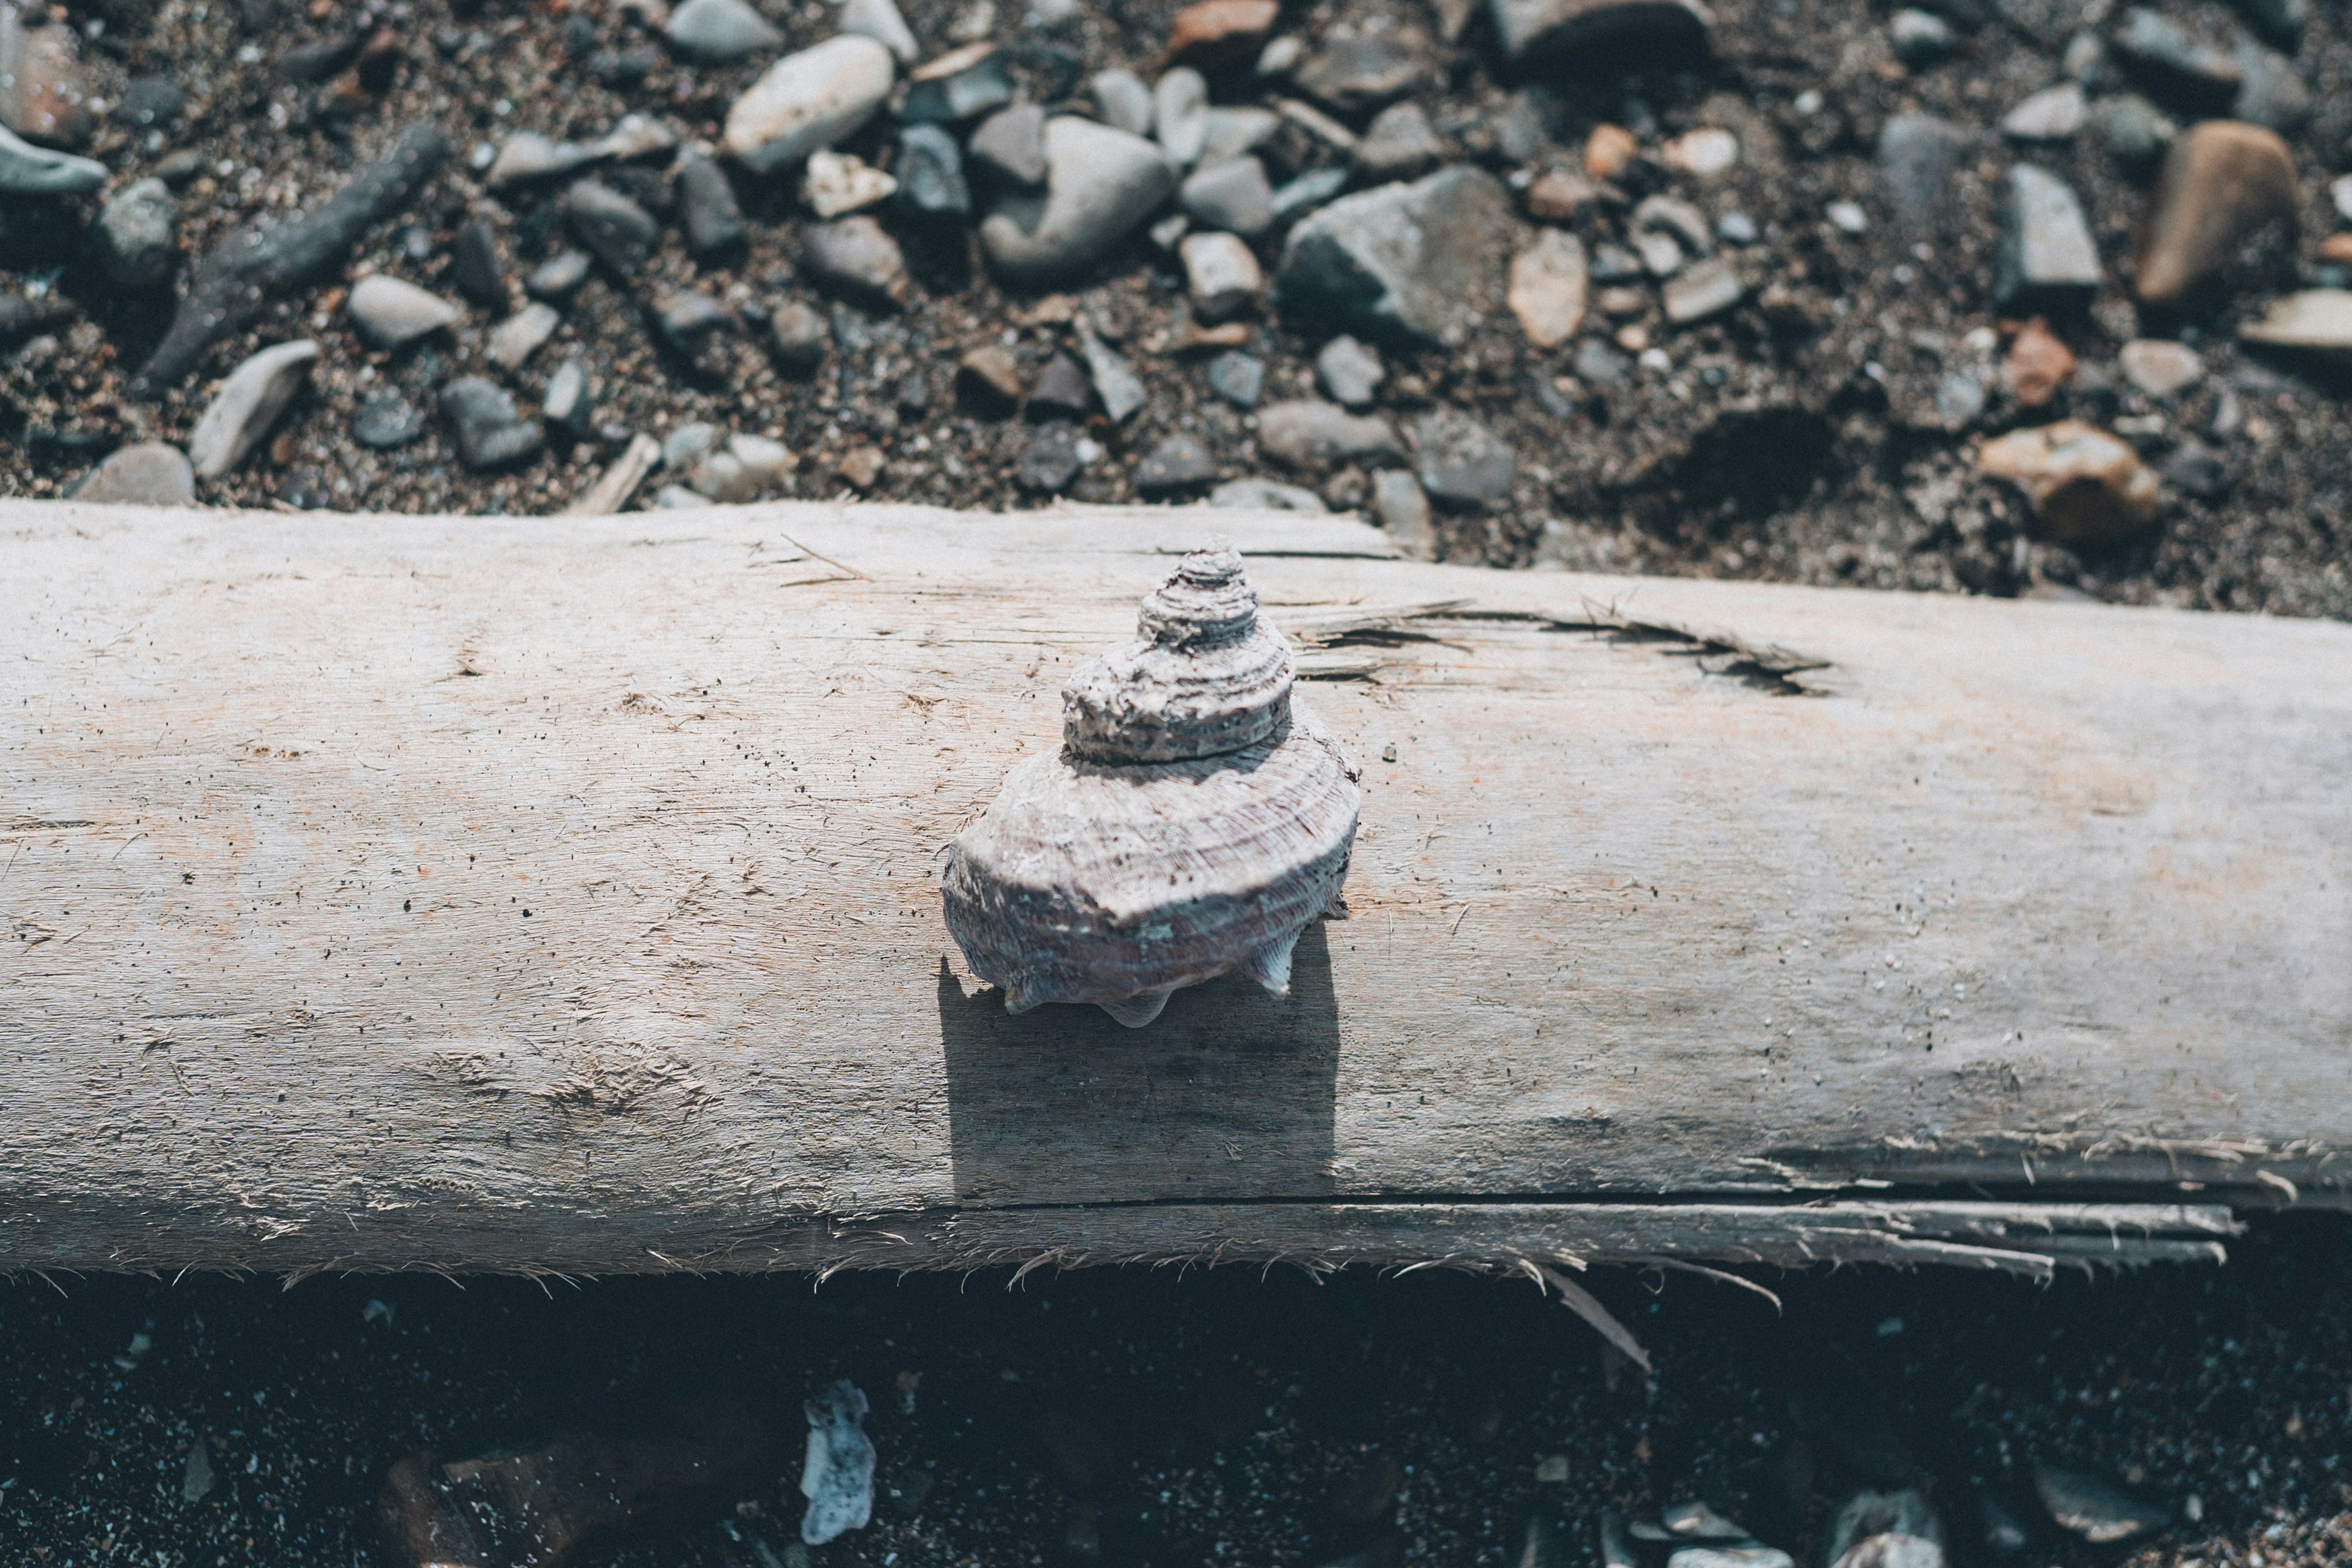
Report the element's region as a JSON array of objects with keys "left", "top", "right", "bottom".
[
  {"left": 1716, "top": 211, "right": 1758, "bottom": 245},
  {"left": 1877, "top": 112, "right": 1971, "bottom": 233},
  {"left": 1352, "top": 101, "right": 1442, "bottom": 181},
  {"left": 485, "top": 130, "right": 597, "bottom": 191},
  {"left": 1155, "top": 67, "right": 1209, "bottom": 167},
  {"left": 840, "top": 0, "right": 919, "bottom": 62},
  {"left": 0, "top": 121, "right": 104, "bottom": 195},
  {"left": 664, "top": 421, "right": 721, "bottom": 470},
  {"left": 526, "top": 249, "right": 594, "bottom": 300},
  {"left": 1197, "top": 107, "right": 1281, "bottom": 169},
  {"left": 352, "top": 392, "right": 426, "bottom": 450},
  {"left": 1134, "top": 434, "right": 1216, "bottom": 493},
  {"left": 1890, "top": 8, "right": 1954, "bottom": 64},
  {"left": 1078, "top": 322, "right": 1147, "bottom": 423},
  {"left": 1180, "top": 155, "right": 1273, "bottom": 236},
  {"left": 2002, "top": 83, "right": 2086, "bottom": 141},
  {"left": 1269, "top": 166, "right": 1349, "bottom": 224},
  {"left": 567, "top": 180, "right": 660, "bottom": 276},
  {"left": 1256, "top": 399, "right": 1403, "bottom": 468},
  {"left": 2231, "top": 40, "right": 2310, "bottom": 134},
  {"left": 487, "top": 301, "right": 562, "bottom": 369},
  {"left": 1662, "top": 255, "right": 1743, "bottom": 322},
  {"left": 677, "top": 145, "right": 747, "bottom": 255},
  {"left": 1206, "top": 350, "right": 1265, "bottom": 408},
  {"left": 896, "top": 123, "right": 971, "bottom": 217},
  {"left": 1414, "top": 407, "right": 1515, "bottom": 507},
  {"left": 1996, "top": 164, "right": 2099, "bottom": 304},
  {"left": 1293, "top": 35, "right": 1426, "bottom": 117},
  {"left": 768, "top": 298, "right": 830, "bottom": 372},
  {"left": 189, "top": 339, "right": 318, "bottom": 478},
  {"left": 2086, "top": 92, "right": 2175, "bottom": 166},
  {"left": 1027, "top": 353, "right": 1093, "bottom": 415},
  {"left": 1017, "top": 421, "right": 1088, "bottom": 491},
  {"left": 1091, "top": 67, "right": 1153, "bottom": 136},
  {"left": 1575, "top": 337, "right": 1630, "bottom": 386},
  {"left": 666, "top": 0, "right": 783, "bottom": 62},
  {"left": 2109, "top": 8, "right": 2239, "bottom": 115},
  {"left": 1489, "top": 0, "right": 1710, "bottom": 70},
  {"left": 349, "top": 274, "right": 462, "bottom": 349},
  {"left": 969, "top": 104, "right": 1048, "bottom": 187},
  {"left": 723, "top": 35, "right": 895, "bottom": 172},
  {"left": 543, "top": 358, "right": 594, "bottom": 435},
  {"left": 2031, "top": 1463, "right": 2171, "bottom": 1546},
  {"left": 1181, "top": 230, "right": 1263, "bottom": 321},
  {"left": 980, "top": 117, "right": 1177, "bottom": 288},
  {"left": 1275, "top": 167, "right": 1513, "bottom": 347},
  {"left": 902, "top": 44, "right": 1013, "bottom": 123},
  {"left": 1372, "top": 469, "right": 1433, "bottom": 557},
  {"left": 1210, "top": 477, "right": 1325, "bottom": 510},
  {"left": 69, "top": 441, "right": 194, "bottom": 506},
  {"left": 95, "top": 178, "right": 176, "bottom": 290},
  {"left": 441, "top": 376, "right": 545, "bottom": 470},
  {"left": 655, "top": 290, "right": 732, "bottom": 353},
  {"left": 798, "top": 216, "right": 910, "bottom": 307},
  {"left": 1315, "top": 335, "right": 1384, "bottom": 409},
  {"left": 450, "top": 217, "right": 507, "bottom": 306}
]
